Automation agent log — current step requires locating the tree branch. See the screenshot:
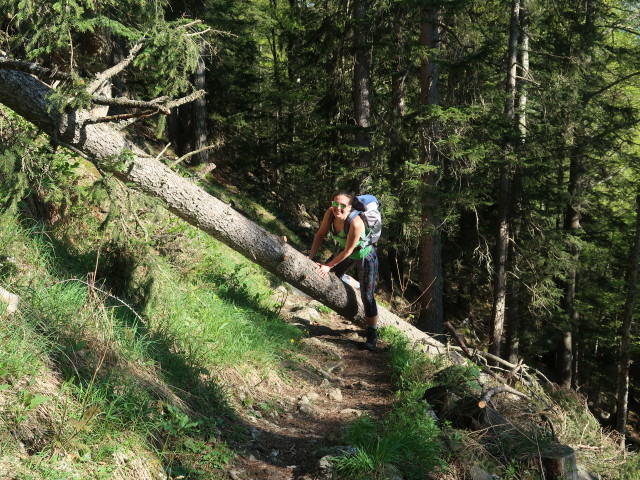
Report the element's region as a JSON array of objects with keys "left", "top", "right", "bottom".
[
  {"left": 91, "top": 91, "right": 205, "bottom": 125},
  {"left": 166, "top": 90, "right": 206, "bottom": 109},
  {"left": 0, "top": 57, "right": 74, "bottom": 81},
  {"left": 87, "top": 42, "right": 144, "bottom": 95},
  {"left": 91, "top": 96, "right": 170, "bottom": 114},
  {"left": 170, "top": 143, "right": 221, "bottom": 167},
  {"left": 584, "top": 70, "right": 640, "bottom": 103},
  {"left": 86, "top": 109, "right": 160, "bottom": 124}
]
